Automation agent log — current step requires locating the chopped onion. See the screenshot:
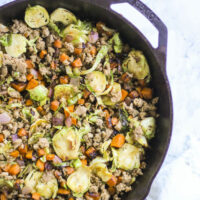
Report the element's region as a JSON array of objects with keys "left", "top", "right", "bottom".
[
  {"left": 53, "top": 155, "right": 62, "bottom": 164},
  {"left": 88, "top": 31, "right": 99, "bottom": 43},
  {"left": 11, "top": 134, "right": 19, "bottom": 142},
  {"left": 30, "top": 68, "right": 38, "bottom": 79},
  {"left": 0, "top": 112, "right": 11, "bottom": 124}
]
